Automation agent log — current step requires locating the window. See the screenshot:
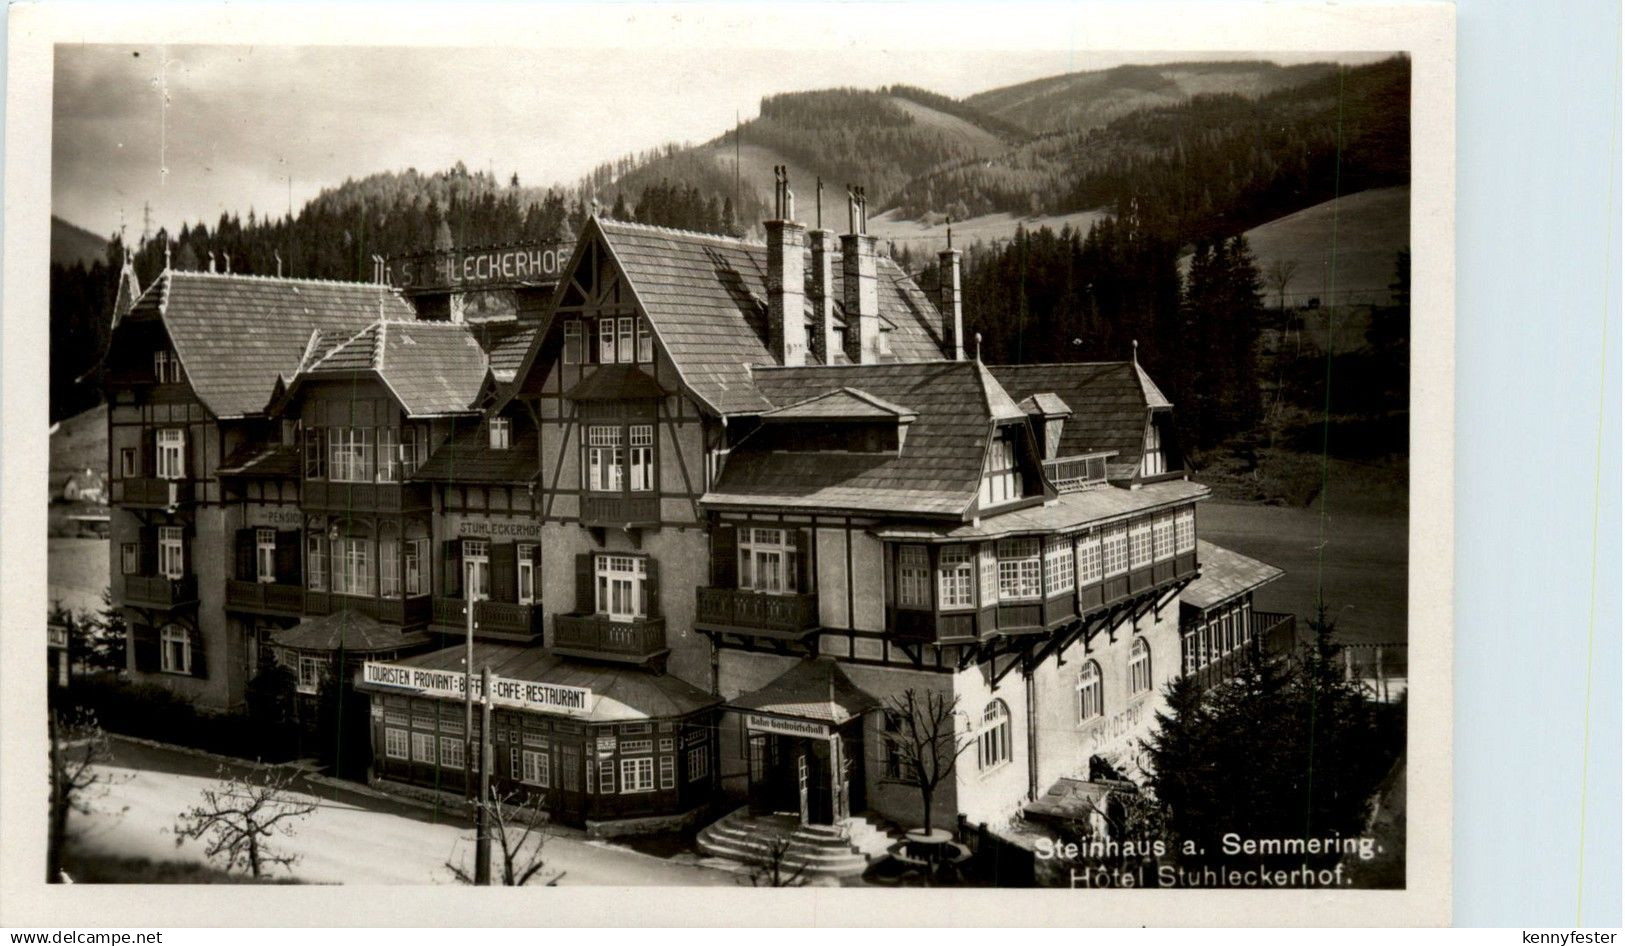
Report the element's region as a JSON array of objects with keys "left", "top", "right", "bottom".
[
  {"left": 598, "top": 759, "right": 615, "bottom": 793},
  {"left": 620, "top": 757, "right": 653, "bottom": 793},
  {"left": 1142, "top": 420, "right": 1166, "bottom": 477},
  {"left": 120, "top": 543, "right": 138, "bottom": 575},
  {"left": 403, "top": 537, "right": 425, "bottom": 596},
  {"left": 738, "top": 528, "right": 798, "bottom": 594},
  {"left": 160, "top": 625, "right": 192, "bottom": 674},
  {"left": 379, "top": 531, "right": 400, "bottom": 600},
  {"left": 297, "top": 655, "right": 322, "bottom": 695},
  {"left": 1130, "top": 638, "right": 1152, "bottom": 693},
  {"left": 307, "top": 532, "right": 328, "bottom": 591},
  {"left": 585, "top": 426, "right": 623, "bottom": 492},
  {"left": 119, "top": 448, "right": 137, "bottom": 478},
  {"left": 997, "top": 538, "right": 1042, "bottom": 600},
  {"left": 1153, "top": 515, "right": 1175, "bottom": 562},
  {"left": 595, "top": 554, "right": 647, "bottom": 621},
  {"left": 489, "top": 417, "right": 511, "bottom": 450},
  {"left": 329, "top": 428, "right": 374, "bottom": 483},
  {"left": 979, "top": 545, "right": 999, "bottom": 605},
  {"left": 1102, "top": 526, "right": 1129, "bottom": 577},
  {"left": 563, "top": 320, "right": 584, "bottom": 364},
  {"left": 517, "top": 544, "right": 536, "bottom": 605},
  {"left": 158, "top": 526, "right": 184, "bottom": 579},
  {"left": 304, "top": 428, "right": 326, "bottom": 479},
  {"left": 659, "top": 756, "right": 676, "bottom": 790},
  {"left": 1076, "top": 531, "right": 1102, "bottom": 585},
  {"left": 980, "top": 437, "right": 1021, "bottom": 507},
  {"left": 256, "top": 529, "right": 277, "bottom": 583},
  {"left": 385, "top": 728, "right": 409, "bottom": 760},
  {"left": 462, "top": 540, "right": 489, "bottom": 601},
  {"left": 687, "top": 745, "right": 710, "bottom": 781},
  {"left": 897, "top": 545, "right": 930, "bottom": 608},
  {"left": 598, "top": 319, "right": 616, "bottom": 364},
  {"left": 1078, "top": 660, "right": 1104, "bottom": 721},
  {"left": 937, "top": 545, "right": 975, "bottom": 610},
  {"left": 1044, "top": 535, "right": 1074, "bottom": 595},
  {"left": 153, "top": 349, "right": 182, "bottom": 383},
  {"left": 1129, "top": 521, "right": 1153, "bottom": 569},
  {"left": 619, "top": 738, "right": 653, "bottom": 754},
  {"left": 616, "top": 317, "right": 635, "bottom": 364},
  {"left": 882, "top": 712, "right": 907, "bottom": 779},
  {"left": 520, "top": 749, "right": 550, "bottom": 787},
  {"left": 375, "top": 427, "right": 400, "bottom": 483},
  {"left": 440, "top": 736, "right": 465, "bottom": 769},
  {"left": 155, "top": 429, "right": 185, "bottom": 480},
  {"left": 978, "top": 700, "right": 1012, "bottom": 771},
  {"left": 1175, "top": 507, "right": 1196, "bottom": 554},
  {"left": 383, "top": 702, "right": 409, "bottom": 726},
  {"left": 331, "top": 537, "right": 373, "bottom": 597},
  {"left": 412, "top": 732, "right": 435, "bottom": 763},
  {"left": 636, "top": 320, "right": 653, "bottom": 363},
  {"left": 628, "top": 425, "right": 654, "bottom": 491}
]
